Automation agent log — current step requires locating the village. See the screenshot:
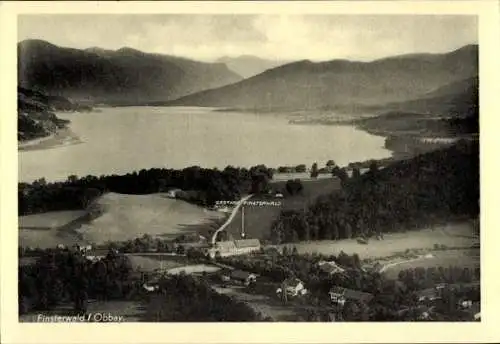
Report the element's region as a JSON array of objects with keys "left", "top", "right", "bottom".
[{"left": 46, "top": 213, "right": 479, "bottom": 322}]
